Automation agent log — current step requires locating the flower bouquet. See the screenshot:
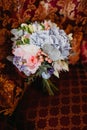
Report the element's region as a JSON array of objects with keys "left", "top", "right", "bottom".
[{"left": 8, "top": 20, "right": 73, "bottom": 95}]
